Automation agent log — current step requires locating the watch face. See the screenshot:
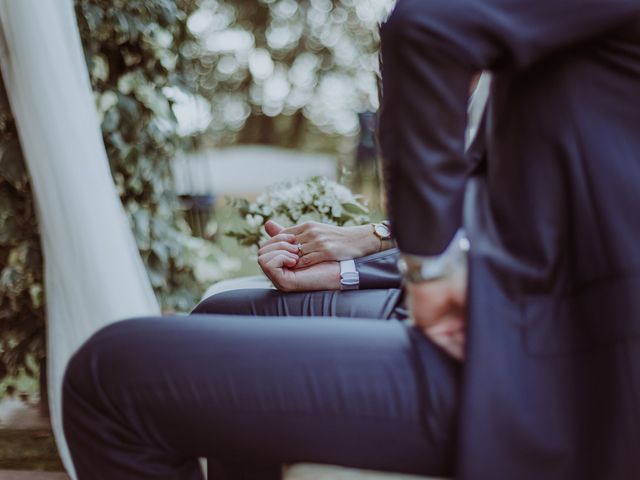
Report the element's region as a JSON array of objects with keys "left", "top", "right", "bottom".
[{"left": 374, "top": 223, "right": 391, "bottom": 239}]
